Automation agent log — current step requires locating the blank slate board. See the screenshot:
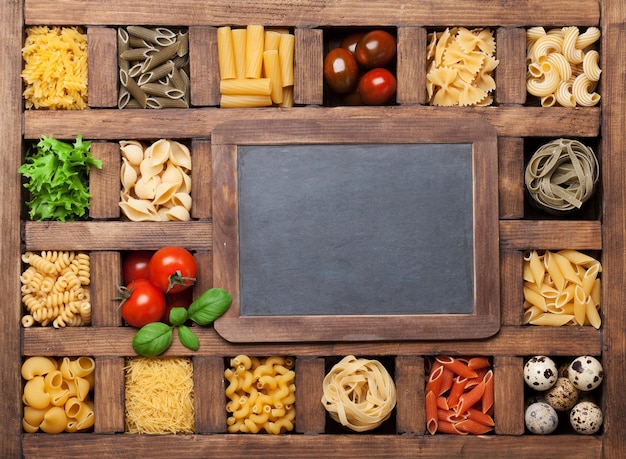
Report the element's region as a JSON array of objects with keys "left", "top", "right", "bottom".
[{"left": 212, "top": 118, "right": 500, "bottom": 342}]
